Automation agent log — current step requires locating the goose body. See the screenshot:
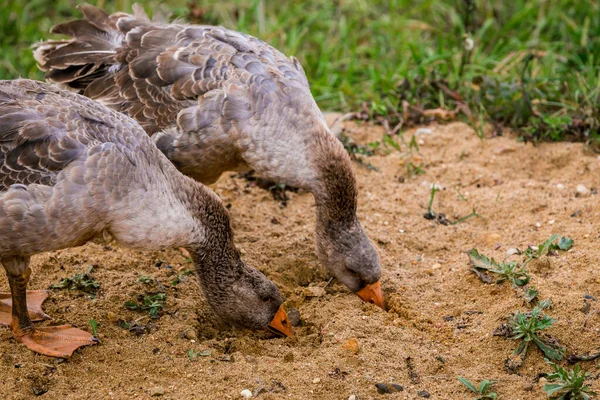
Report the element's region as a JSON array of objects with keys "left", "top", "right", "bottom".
[
  {"left": 35, "top": 5, "right": 384, "bottom": 306},
  {"left": 0, "top": 79, "right": 290, "bottom": 358}
]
